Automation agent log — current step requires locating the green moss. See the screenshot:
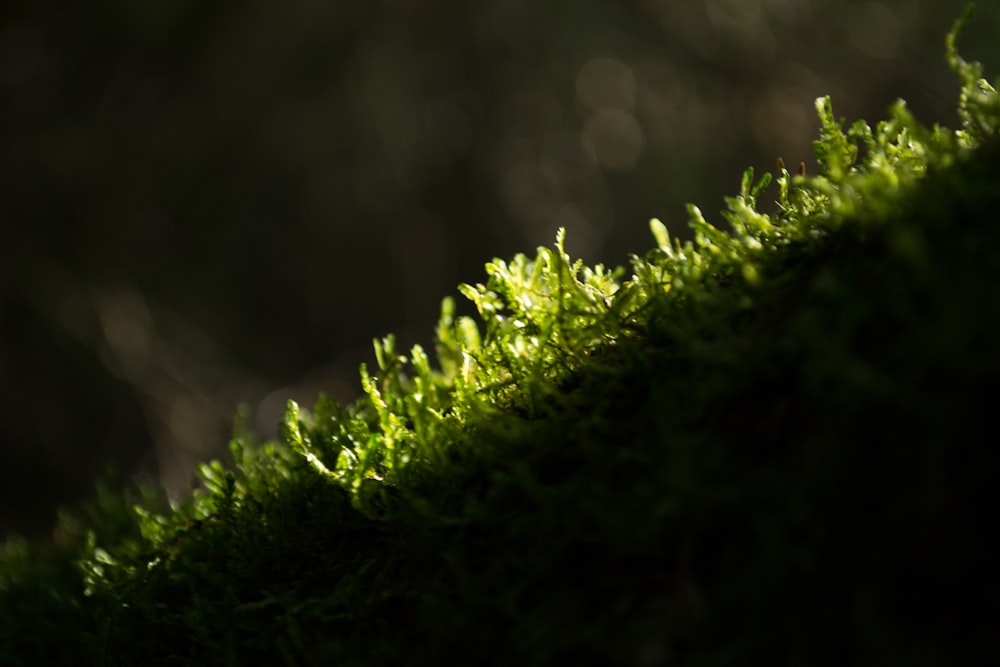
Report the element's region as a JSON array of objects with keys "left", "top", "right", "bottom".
[{"left": 3, "top": 9, "right": 998, "bottom": 666}]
